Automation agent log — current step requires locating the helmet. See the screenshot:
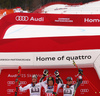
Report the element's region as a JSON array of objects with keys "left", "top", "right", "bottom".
[
  {"left": 32, "top": 74, "right": 37, "bottom": 79},
  {"left": 47, "top": 77, "right": 54, "bottom": 84},
  {"left": 66, "top": 77, "right": 73, "bottom": 81}
]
